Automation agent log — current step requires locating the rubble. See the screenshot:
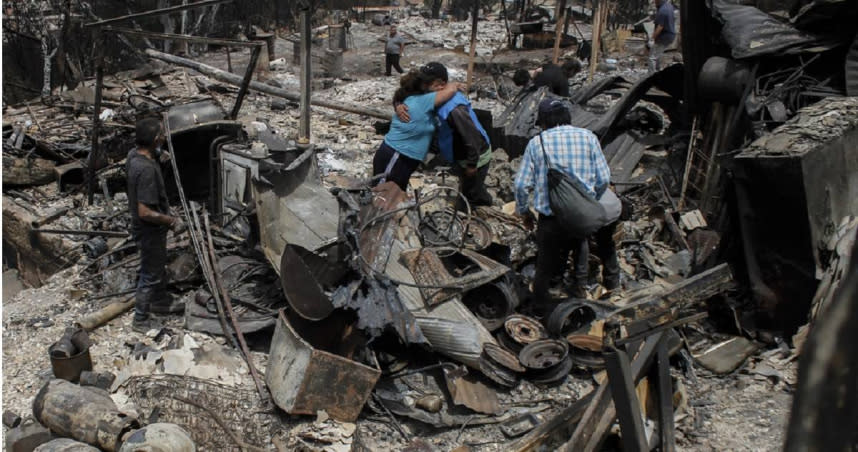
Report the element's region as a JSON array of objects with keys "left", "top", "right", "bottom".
[{"left": 3, "top": 1, "right": 856, "bottom": 451}]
